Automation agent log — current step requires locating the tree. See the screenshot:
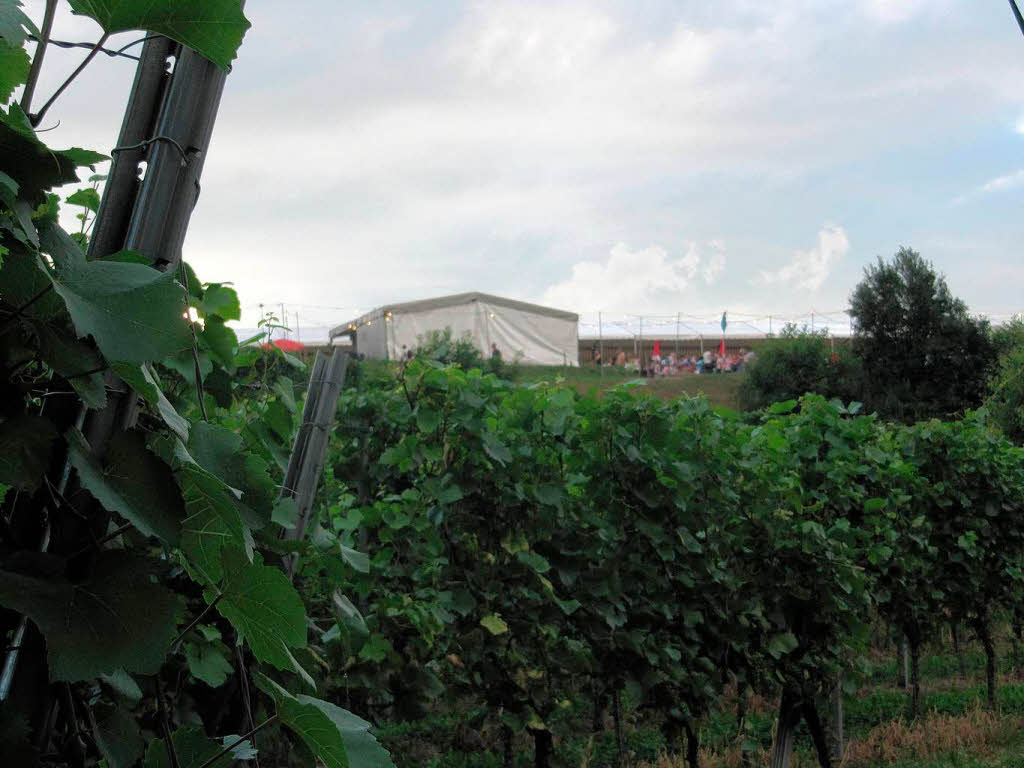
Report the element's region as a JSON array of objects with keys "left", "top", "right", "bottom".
[
  {"left": 987, "top": 318, "right": 1024, "bottom": 443},
  {"left": 849, "top": 248, "right": 994, "bottom": 421},
  {"left": 737, "top": 325, "right": 863, "bottom": 411}
]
